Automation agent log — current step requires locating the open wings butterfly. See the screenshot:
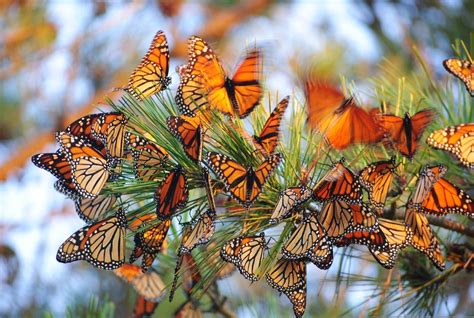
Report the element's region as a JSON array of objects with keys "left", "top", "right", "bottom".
[
  {"left": 253, "top": 96, "right": 289, "bottom": 155},
  {"left": 125, "top": 30, "right": 171, "bottom": 100},
  {"left": 427, "top": 123, "right": 474, "bottom": 169},
  {"left": 443, "top": 58, "right": 474, "bottom": 96},
  {"left": 205, "top": 152, "right": 281, "bottom": 208},
  {"left": 304, "top": 80, "right": 383, "bottom": 149},
  {"left": 378, "top": 109, "right": 434, "bottom": 159},
  {"left": 176, "top": 36, "right": 262, "bottom": 118},
  {"left": 56, "top": 209, "right": 126, "bottom": 270}
]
